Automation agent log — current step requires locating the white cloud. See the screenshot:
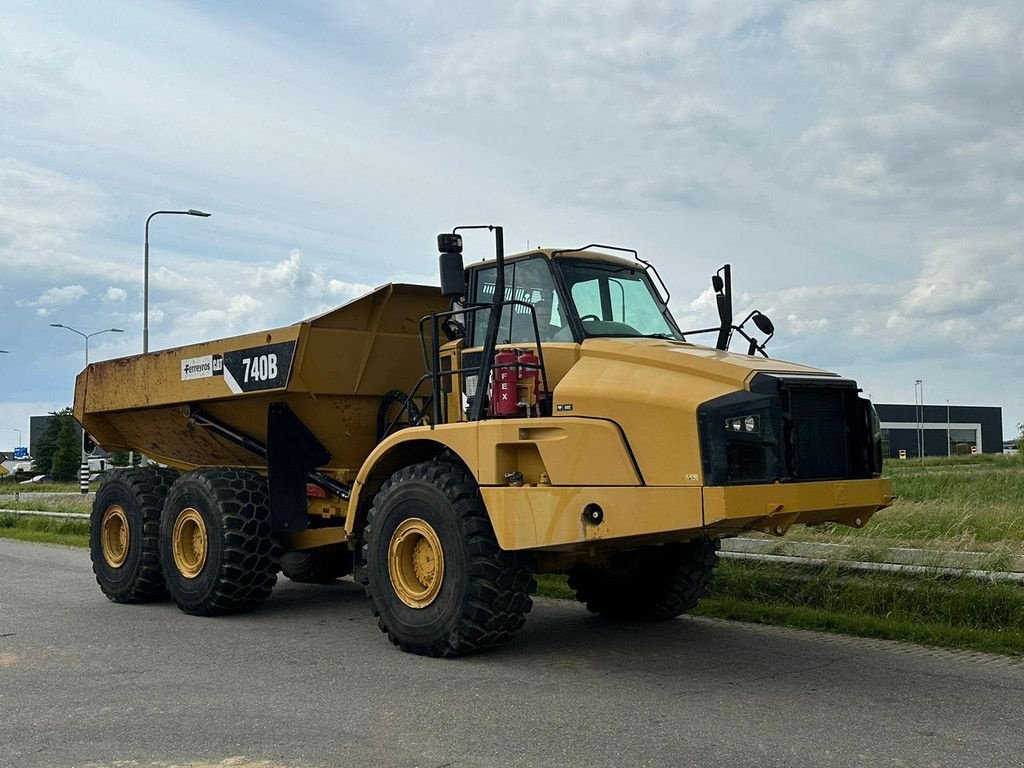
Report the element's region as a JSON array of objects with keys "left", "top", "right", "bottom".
[
  {"left": 102, "top": 287, "right": 127, "bottom": 302},
  {"left": 16, "top": 284, "right": 88, "bottom": 317},
  {"left": 0, "top": 159, "right": 110, "bottom": 255}
]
